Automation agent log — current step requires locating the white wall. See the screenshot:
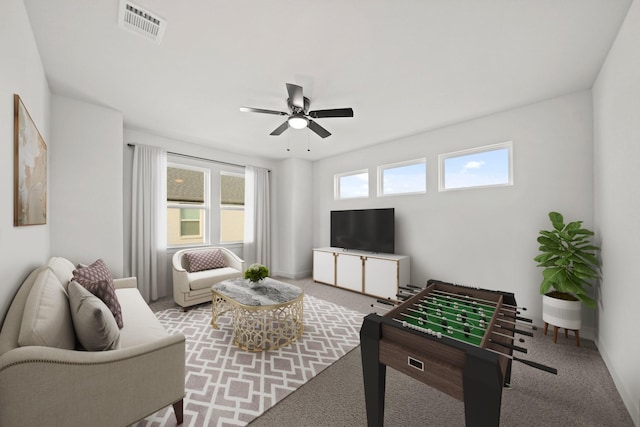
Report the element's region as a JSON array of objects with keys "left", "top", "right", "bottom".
[
  {"left": 50, "top": 96, "right": 124, "bottom": 275},
  {"left": 0, "top": 0, "right": 51, "bottom": 321},
  {"left": 593, "top": 1, "right": 640, "bottom": 424},
  {"left": 277, "top": 158, "right": 313, "bottom": 278},
  {"left": 313, "top": 91, "right": 595, "bottom": 333}
]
